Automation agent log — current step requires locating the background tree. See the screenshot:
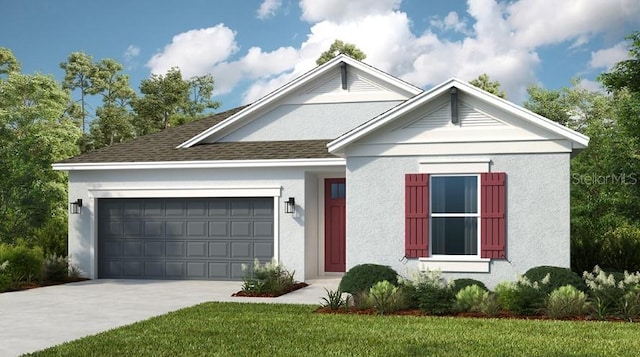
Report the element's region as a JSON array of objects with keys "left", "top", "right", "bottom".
[
  {"left": 0, "top": 49, "right": 81, "bottom": 254},
  {"left": 316, "top": 39, "right": 366, "bottom": 65},
  {"left": 469, "top": 73, "right": 506, "bottom": 98},
  {"left": 60, "top": 52, "right": 97, "bottom": 134},
  {"left": 132, "top": 67, "right": 220, "bottom": 134},
  {"left": 87, "top": 58, "right": 137, "bottom": 150},
  {"left": 0, "top": 47, "right": 21, "bottom": 78}
]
